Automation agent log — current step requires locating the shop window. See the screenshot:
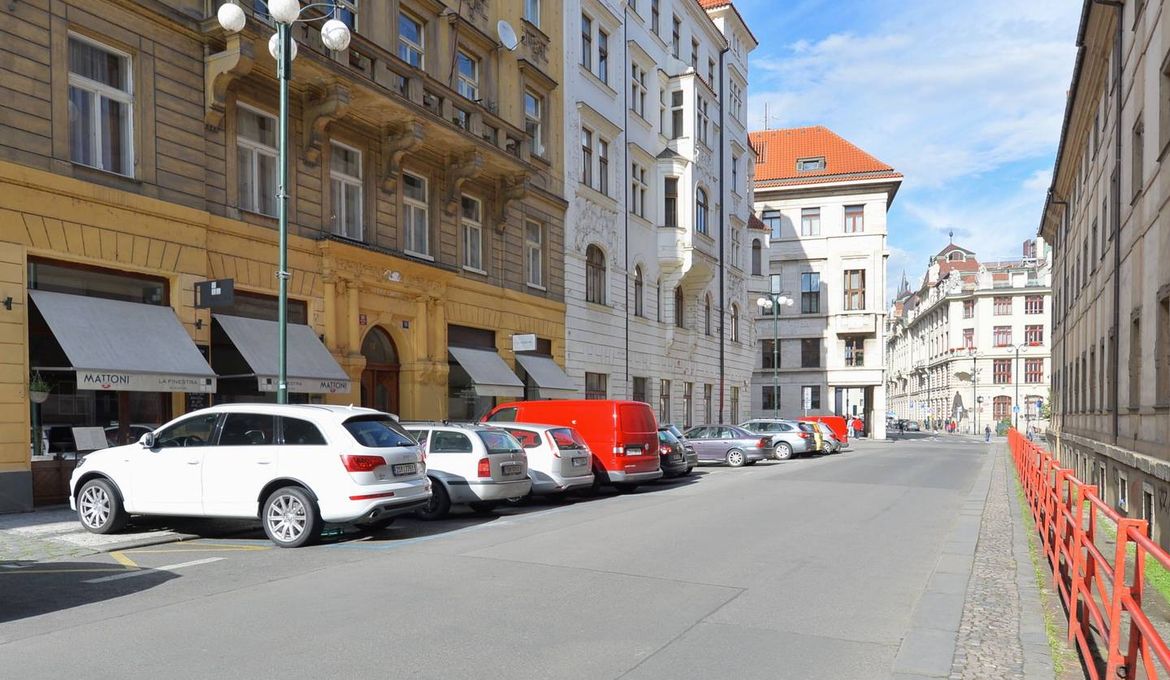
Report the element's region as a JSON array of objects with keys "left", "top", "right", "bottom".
[
  {"left": 212, "top": 289, "right": 308, "bottom": 324},
  {"left": 68, "top": 34, "right": 133, "bottom": 176},
  {"left": 28, "top": 259, "right": 166, "bottom": 305}
]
